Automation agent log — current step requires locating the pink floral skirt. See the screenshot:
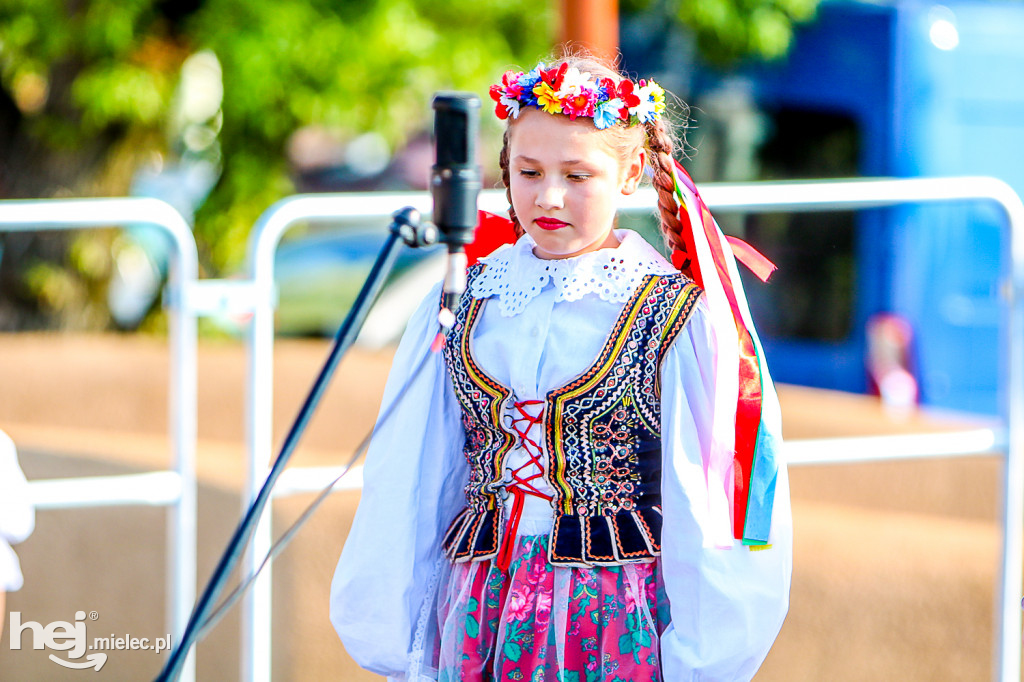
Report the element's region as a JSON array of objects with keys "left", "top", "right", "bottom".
[{"left": 436, "top": 534, "right": 669, "bottom": 682}]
